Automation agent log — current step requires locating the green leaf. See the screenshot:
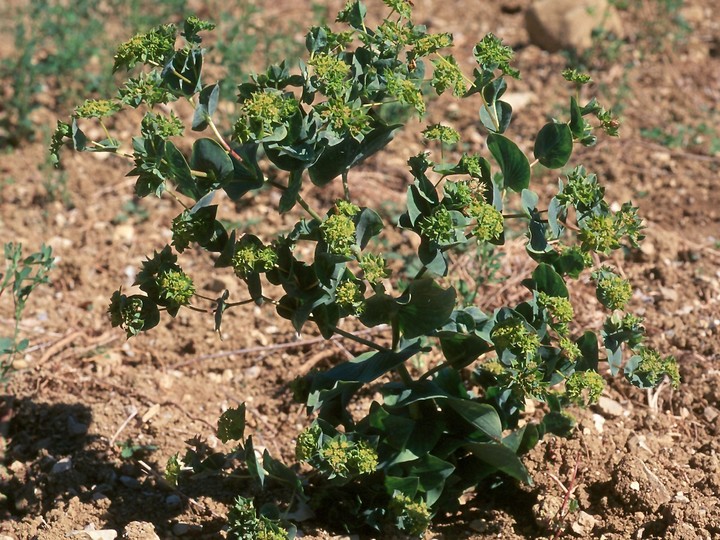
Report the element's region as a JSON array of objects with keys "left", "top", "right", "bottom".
[
  {"left": 575, "top": 331, "right": 599, "bottom": 371},
  {"left": 480, "top": 100, "right": 512, "bottom": 134},
  {"left": 279, "top": 169, "right": 303, "bottom": 213},
  {"left": 409, "top": 454, "right": 455, "bottom": 506},
  {"left": 528, "top": 263, "right": 569, "bottom": 297},
  {"left": 244, "top": 436, "right": 266, "bottom": 488},
  {"left": 533, "top": 122, "right": 573, "bottom": 169},
  {"left": 465, "top": 442, "right": 532, "bottom": 484},
  {"left": 540, "top": 411, "right": 575, "bottom": 438},
  {"left": 487, "top": 133, "right": 530, "bottom": 192},
  {"left": 189, "top": 138, "right": 234, "bottom": 194},
  {"left": 263, "top": 450, "right": 303, "bottom": 492},
  {"left": 355, "top": 208, "right": 383, "bottom": 249},
  {"left": 217, "top": 404, "right": 246, "bottom": 443},
  {"left": 446, "top": 398, "right": 502, "bottom": 441},
  {"left": 165, "top": 141, "right": 196, "bottom": 198},
  {"left": 438, "top": 332, "right": 492, "bottom": 369},
  {"left": 192, "top": 83, "right": 220, "bottom": 131},
  {"left": 225, "top": 144, "right": 265, "bottom": 201},
  {"left": 397, "top": 279, "right": 456, "bottom": 339},
  {"left": 161, "top": 48, "right": 203, "bottom": 97}
]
